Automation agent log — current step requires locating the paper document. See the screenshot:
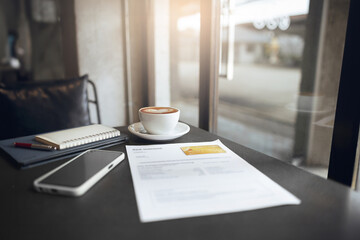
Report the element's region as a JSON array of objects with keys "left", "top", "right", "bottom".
[{"left": 126, "top": 140, "right": 300, "bottom": 222}]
